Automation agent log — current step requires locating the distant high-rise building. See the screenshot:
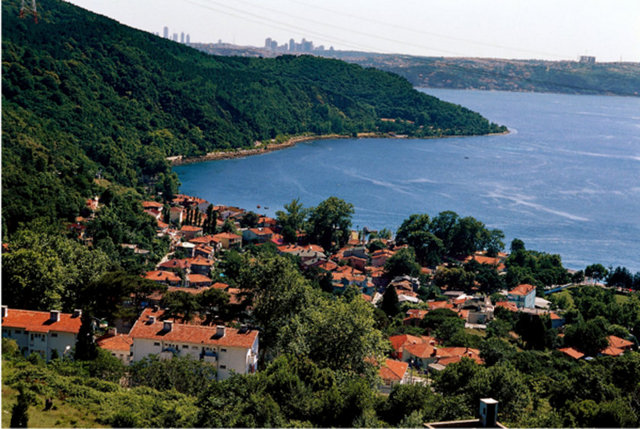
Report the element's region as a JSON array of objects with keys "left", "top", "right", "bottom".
[
  {"left": 186, "top": 34, "right": 190, "bottom": 44},
  {"left": 180, "top": 32, "right": 185, "bottom": 43},
  {"left": 163, "top": 26, "right": 169, "bottom": 38},
  {"left": 172, "top": 33, "right": 178, "bottom": 42},
  {"left": 265, "top": 37, "right": 272, "bottom": 49},
  {"left": 579, "top": 55, "right": 596, "bottom": 64},
  {"left": 289, "top": 38, "right": 295, "bottom": 52}
]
